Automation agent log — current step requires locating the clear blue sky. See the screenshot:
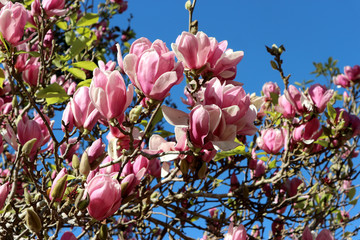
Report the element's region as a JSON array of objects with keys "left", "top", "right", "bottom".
[{"left": 124, "top": 0, "right": 360, "bottom": 96}]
